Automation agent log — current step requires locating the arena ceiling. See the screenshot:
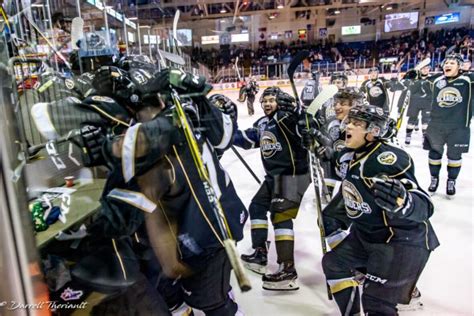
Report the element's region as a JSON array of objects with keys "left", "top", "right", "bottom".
[{"left": 114, "top": 0, "right": 471, "bottom": 22}]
